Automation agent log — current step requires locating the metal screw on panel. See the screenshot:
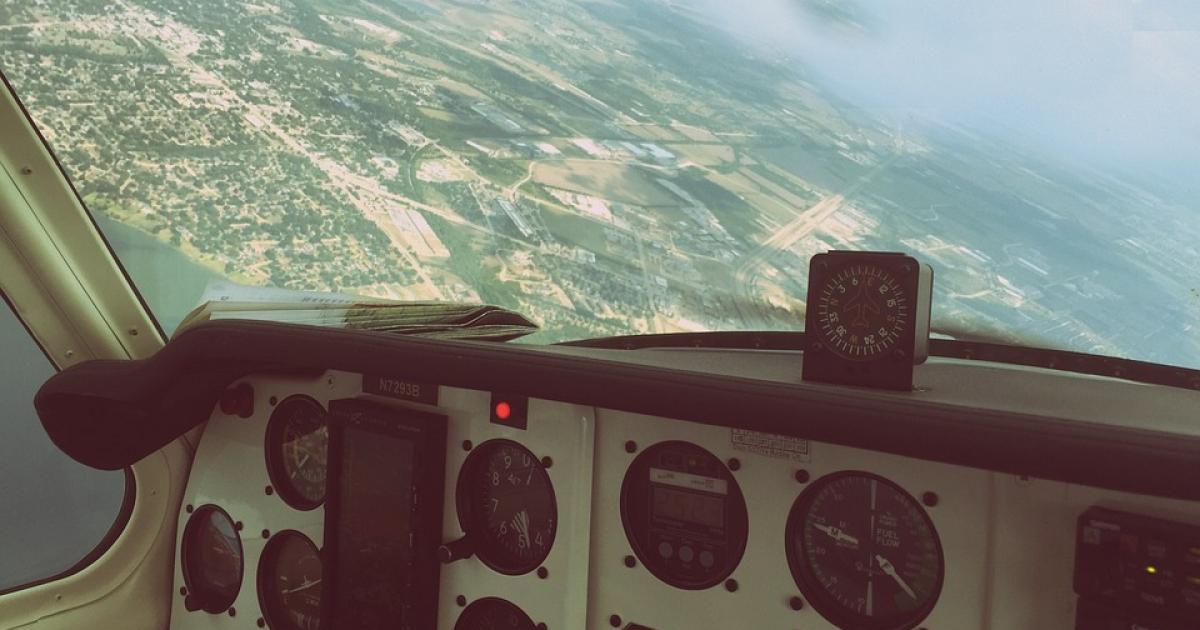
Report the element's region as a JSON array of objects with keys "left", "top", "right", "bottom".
[
  {"left": 269, "top": 396, "right": 278, "bottom": 406},
  {"left": 624, "top": 440, "right": 637, "bottom": 454},
  {"left": 789, "top": 596, "right": 804, "bottom": 611},
  {"left": 179, "top": 587, "right": 187, "bottom": 596},
  {"left": 794, "top": 469, "right": 810, "bottom": 484},
  {"left": 262, "top": 529, "right": 270, "bottom": 540},
  {"left": 623, "top": 555, "right": 636, "bottom": 568},
  {"left": 727, "top": 458, "right": 741, "bottom": 472},
  {"left": 609, "top": 615, "right": 622, "bottom": 628},
  {"left": 185, "top": 504, "right": 194, "bottom": 513},
  {"left": 810, "top": 342, "right": 823, "bottom": 353},
  {"left": 462, "top": 440, "right": 473, "bottom": 452},
  {"left": 128, "top": 328, "right": 139, "bottom": 336},
  {"left": 20, "top": 166, "right": 32, "bottom": 175},
  {"left": 536, "top": 624, "right": 547, "bottom": 630},
  {"left": 64, "top": 350, "right": 74, "bottom": 359},
  {"left": 455, "top": 595, "right": 467, "bottom": 607},
  {"left": 234, "top": 521, "right": 243, "bottom": 532},
  {"left": 921, "top": 492, "right": 939, "bottom": 508},
  {"left": 901, "top": 264, "right": 913, "bottom": 274},
  {"left": 725, "top": 578, "right": 739, "bottom": 592},
  {"left": 265, "top": 485, "right": 274, "bottom": 496},
  {"left": 257, "top": 618, "right": 265, "bottom": 628},
  {"left": 541, "top": 456, "right": 553, "bottom": 469},
  {"left": 537, "top": 566, "right": 549, "bottom": 579},
  {"left": 227, "top": 607, "right": 236, "bottom": 617}
]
